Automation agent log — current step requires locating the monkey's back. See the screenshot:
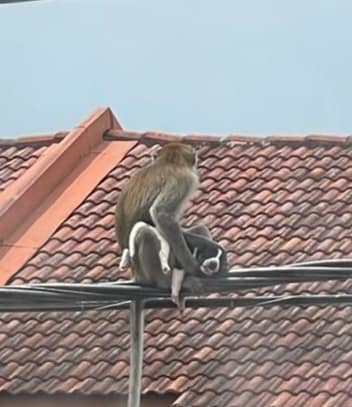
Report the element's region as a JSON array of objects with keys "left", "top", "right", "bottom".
[{"left": 115, "top": 161, "right": 198, "bottom": 249}]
